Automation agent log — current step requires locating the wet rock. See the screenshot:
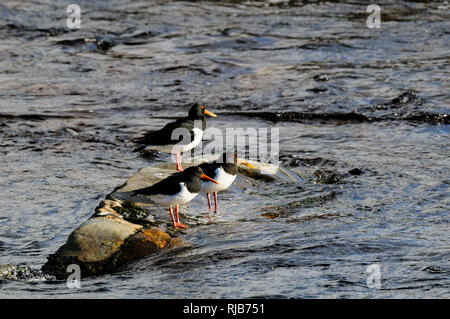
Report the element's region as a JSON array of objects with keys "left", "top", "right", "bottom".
[
  {"left": 229, "top": 111, "right": 372, "bottom": 123},
  {"left": 348, "top": 168, "right": 363, "bottom": 176},
  {"left": 1, "top": 23, "right": 68, "bottom": 41},
  {"left": 373, "top": 90, "right": 423, "bottom": 110},
  {"left": 108, "top": 200, "right": 159, "bottom": 227},
  {"left": 0, "top": 263, "right": 55, "bottom": 282},
  {"left": 423, "top": 266, "right": 448, "bottom": 274},
  {"left": 280, "top": 155, "right": 337, "bottom": 168},
  {"left": 313, "top": 74, "right": 329, "bottom": 81},
  {"left": 85, "top": 35, "right": 117, "bottom": 53},
  {"left": 307, "top": 87, "right": 328, "bottom": 94},
  {"left": 262, "top": 191, "right": 337, "bottom": 219},
  {"left": 0, "top": 112, "right": 75, "bottom": 122},
  {"left": 41, "top": 214, "right": 181, "bottom": 279},
  {"left": 118, "top": 228, "right": 182, "bottom": 263},
  {"left": 404, "top": 113, "right": 449, "bottom": 125},
  {"left": 387, "top": 90, "right": 422, "bottom": 107},
  {"left": 314, "top": 169, "right": 343, "bottom": 184},
  {"left": 58, "top": 217, "right": 141, "bottom": 263}
]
